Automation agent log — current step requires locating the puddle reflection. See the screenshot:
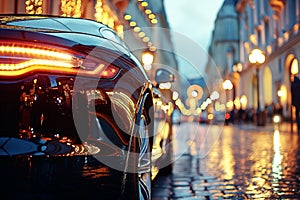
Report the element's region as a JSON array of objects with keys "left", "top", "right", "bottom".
[{"left": 172, "top": 122, "right": 300, "bottom": 198}]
